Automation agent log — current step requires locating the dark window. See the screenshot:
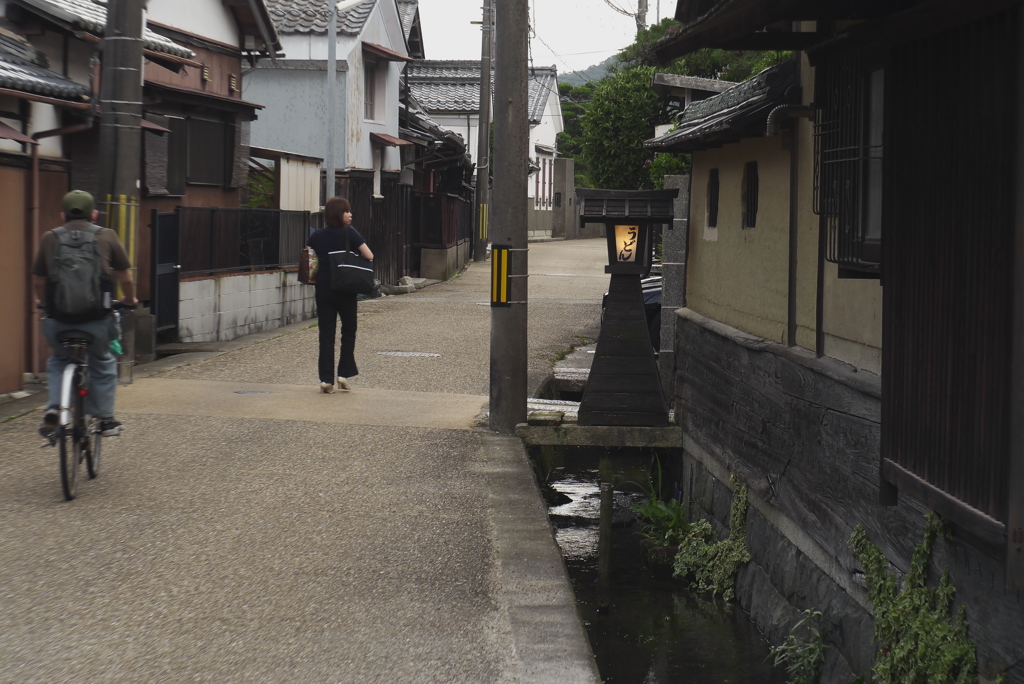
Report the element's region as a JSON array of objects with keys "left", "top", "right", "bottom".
[
  {"left": 187, "top": 118, "right": 228, "bottom": 186},
  {"left": 814, "top": 49, "right": 883, "bottom": 275},
  {"left": 742, "top": 161, "right": 758, "bottom": 228},
  {"left": 166, "top": 116, "right": 187, "bottom": 196},
  {"left": 707, "top": 168, "right": 719, "bottom": 228},
  {"left": 364, "top": 60, "right": 377, "bottom": 120}
]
